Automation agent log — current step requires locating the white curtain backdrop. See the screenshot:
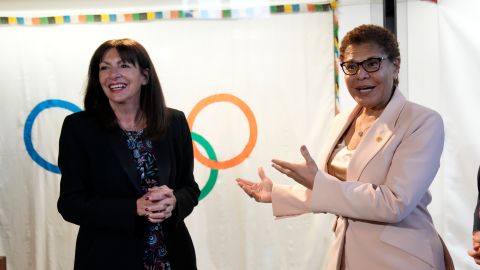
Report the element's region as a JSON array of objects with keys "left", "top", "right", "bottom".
[
  {"left": 434, "top": 1, "right": 480, "bottom": 269},
  {"left": 0, "top": 6, "right": 335, "bottom": 270}
]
